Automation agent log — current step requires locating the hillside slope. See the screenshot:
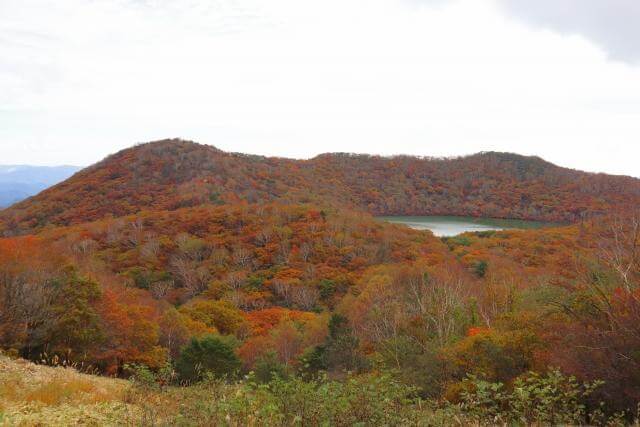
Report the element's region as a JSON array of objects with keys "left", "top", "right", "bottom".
[
  {"left": 2, "top": 139, "right": 639, "bottom": 234},
  {"left": 0, "top": 354, "right": 131, "bottom": 426},
  {"left": 0, "top": 202, "right": 452, "bottom": 374}
]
